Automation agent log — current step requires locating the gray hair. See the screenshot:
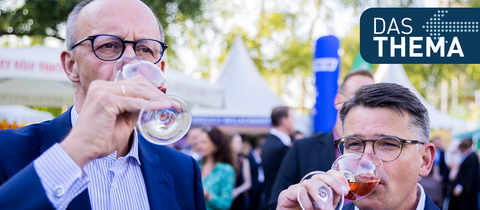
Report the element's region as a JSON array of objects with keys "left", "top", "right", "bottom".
[
  {"left": 66, "top": 0, "right": 165, "bottom": 50},
  {"left": 339, "top": 83, "right": 430, "bottom": 143}
]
